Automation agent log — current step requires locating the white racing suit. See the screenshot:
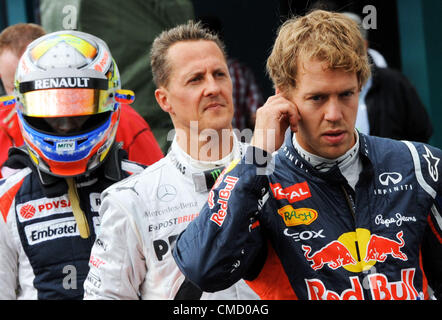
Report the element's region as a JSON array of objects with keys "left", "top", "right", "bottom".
[{"left": 84, "top": 136, "right": 259, "bottom": 299}]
